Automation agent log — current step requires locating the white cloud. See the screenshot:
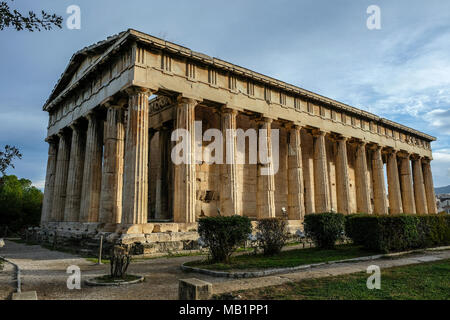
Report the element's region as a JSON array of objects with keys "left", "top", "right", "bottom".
[{"left": 424, "top": 109, "right": 450, "bottom": 135}]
